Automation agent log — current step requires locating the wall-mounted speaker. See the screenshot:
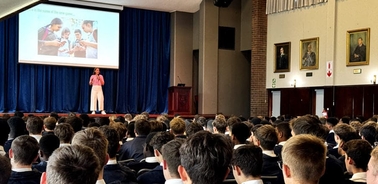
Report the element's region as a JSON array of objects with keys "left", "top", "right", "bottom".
[{"left": 214, "top": 0, "right": 233, "bottom": 7}]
